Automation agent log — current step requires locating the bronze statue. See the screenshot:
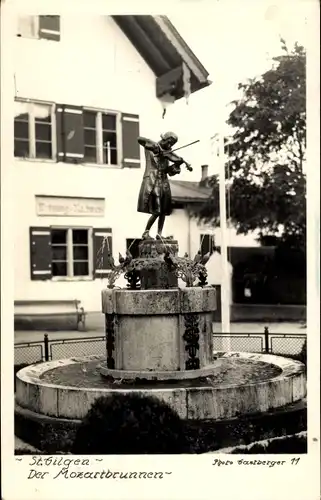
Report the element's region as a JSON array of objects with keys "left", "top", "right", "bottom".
[{"left": 137, "top": 131, "right": 192, "bottom": 239}]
